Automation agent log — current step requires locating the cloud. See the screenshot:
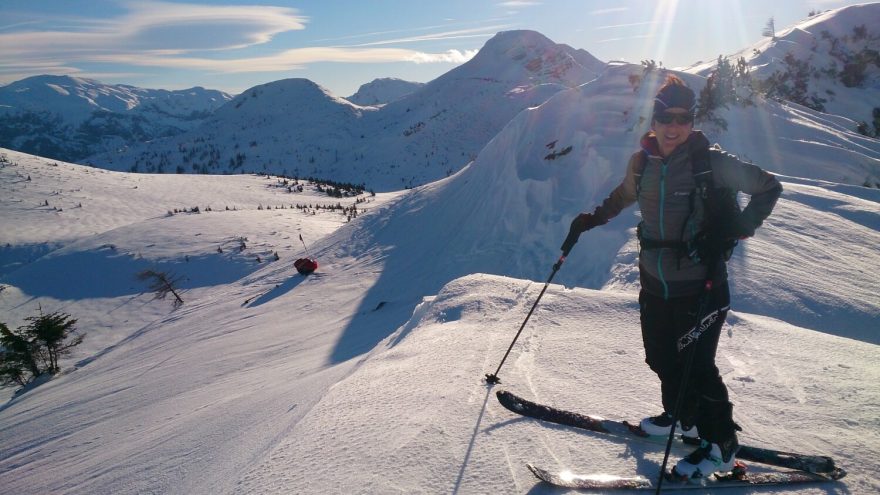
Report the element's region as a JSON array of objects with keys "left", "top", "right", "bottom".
[
  {"left": 590, "top": 7, "right": 630, "bottom": 15},
  {"left": 0, "top": 1, "right": 308, "bottom": 60},
  {"left": 408, "top": 49, "right": 480, "bottom": 64},
  {"left": 79, "top": 46, "right": 479, "bottom": 74},
  {"left": 596, "top": 21, "right": 657, "bottom": 30},
  {"left": 597, "top": 34, "right": 655, "bottom": 44},
  {"left": 348, "top": 26, "right": 510, "bottom": 47},
  {"left": 0, "top": 1, "right": 481, "bottom": 83},
  {"left": 497, "top": 1, "right": 542, "bottom": 7}
]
